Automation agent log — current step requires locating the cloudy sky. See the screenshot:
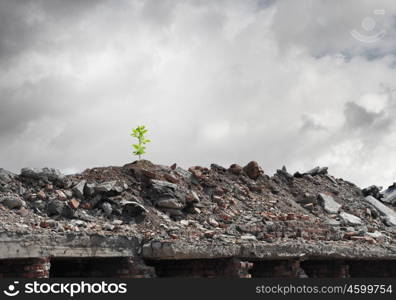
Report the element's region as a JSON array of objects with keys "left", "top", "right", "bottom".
[{"left": 1, "top": 0, "right": 396, "bottom": 188}]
